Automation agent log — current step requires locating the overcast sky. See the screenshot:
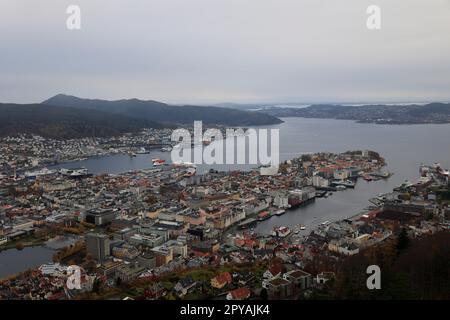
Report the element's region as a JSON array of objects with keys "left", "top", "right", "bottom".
[{"left": 1, "top": 0, "right": 450, "bottom": 104}]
